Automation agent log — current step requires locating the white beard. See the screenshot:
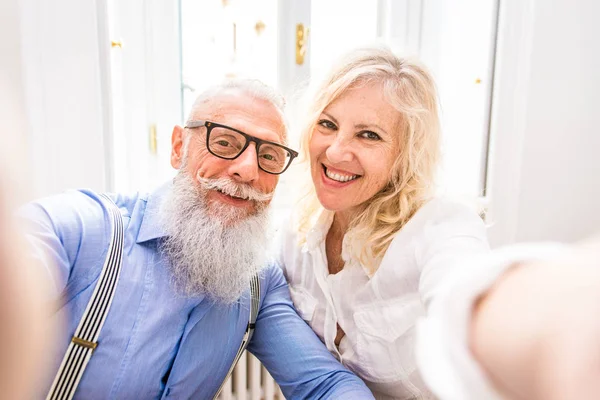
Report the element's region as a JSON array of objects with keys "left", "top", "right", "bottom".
[{"left": 159, "top": 172, "right": 271, "bottom": 304}]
